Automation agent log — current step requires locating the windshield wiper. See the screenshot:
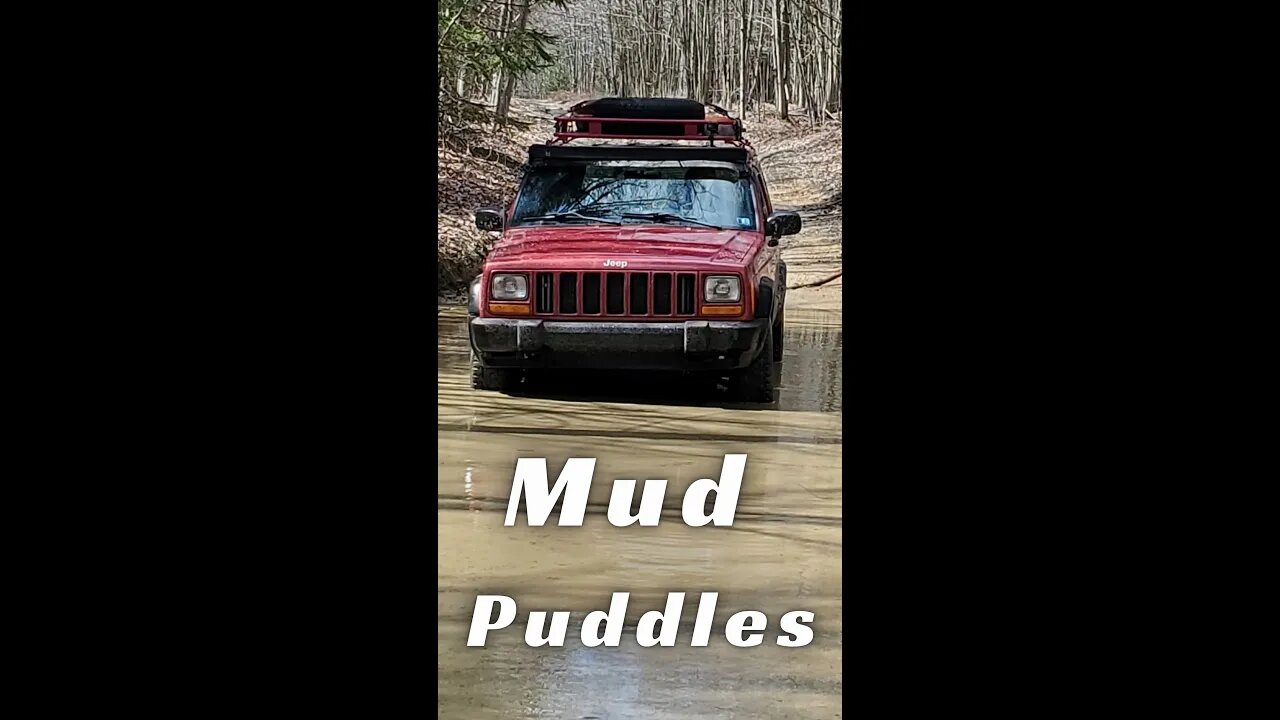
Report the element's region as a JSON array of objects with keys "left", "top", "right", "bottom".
[
  {"left": 570, "top": 199, "right": 656, "bottom": 213},
  {"left": 520, "top": 211, "right": 622, "bottom": 226},
  {"left": 621, "top": 212, "right": 728, "bottom": 230}
]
